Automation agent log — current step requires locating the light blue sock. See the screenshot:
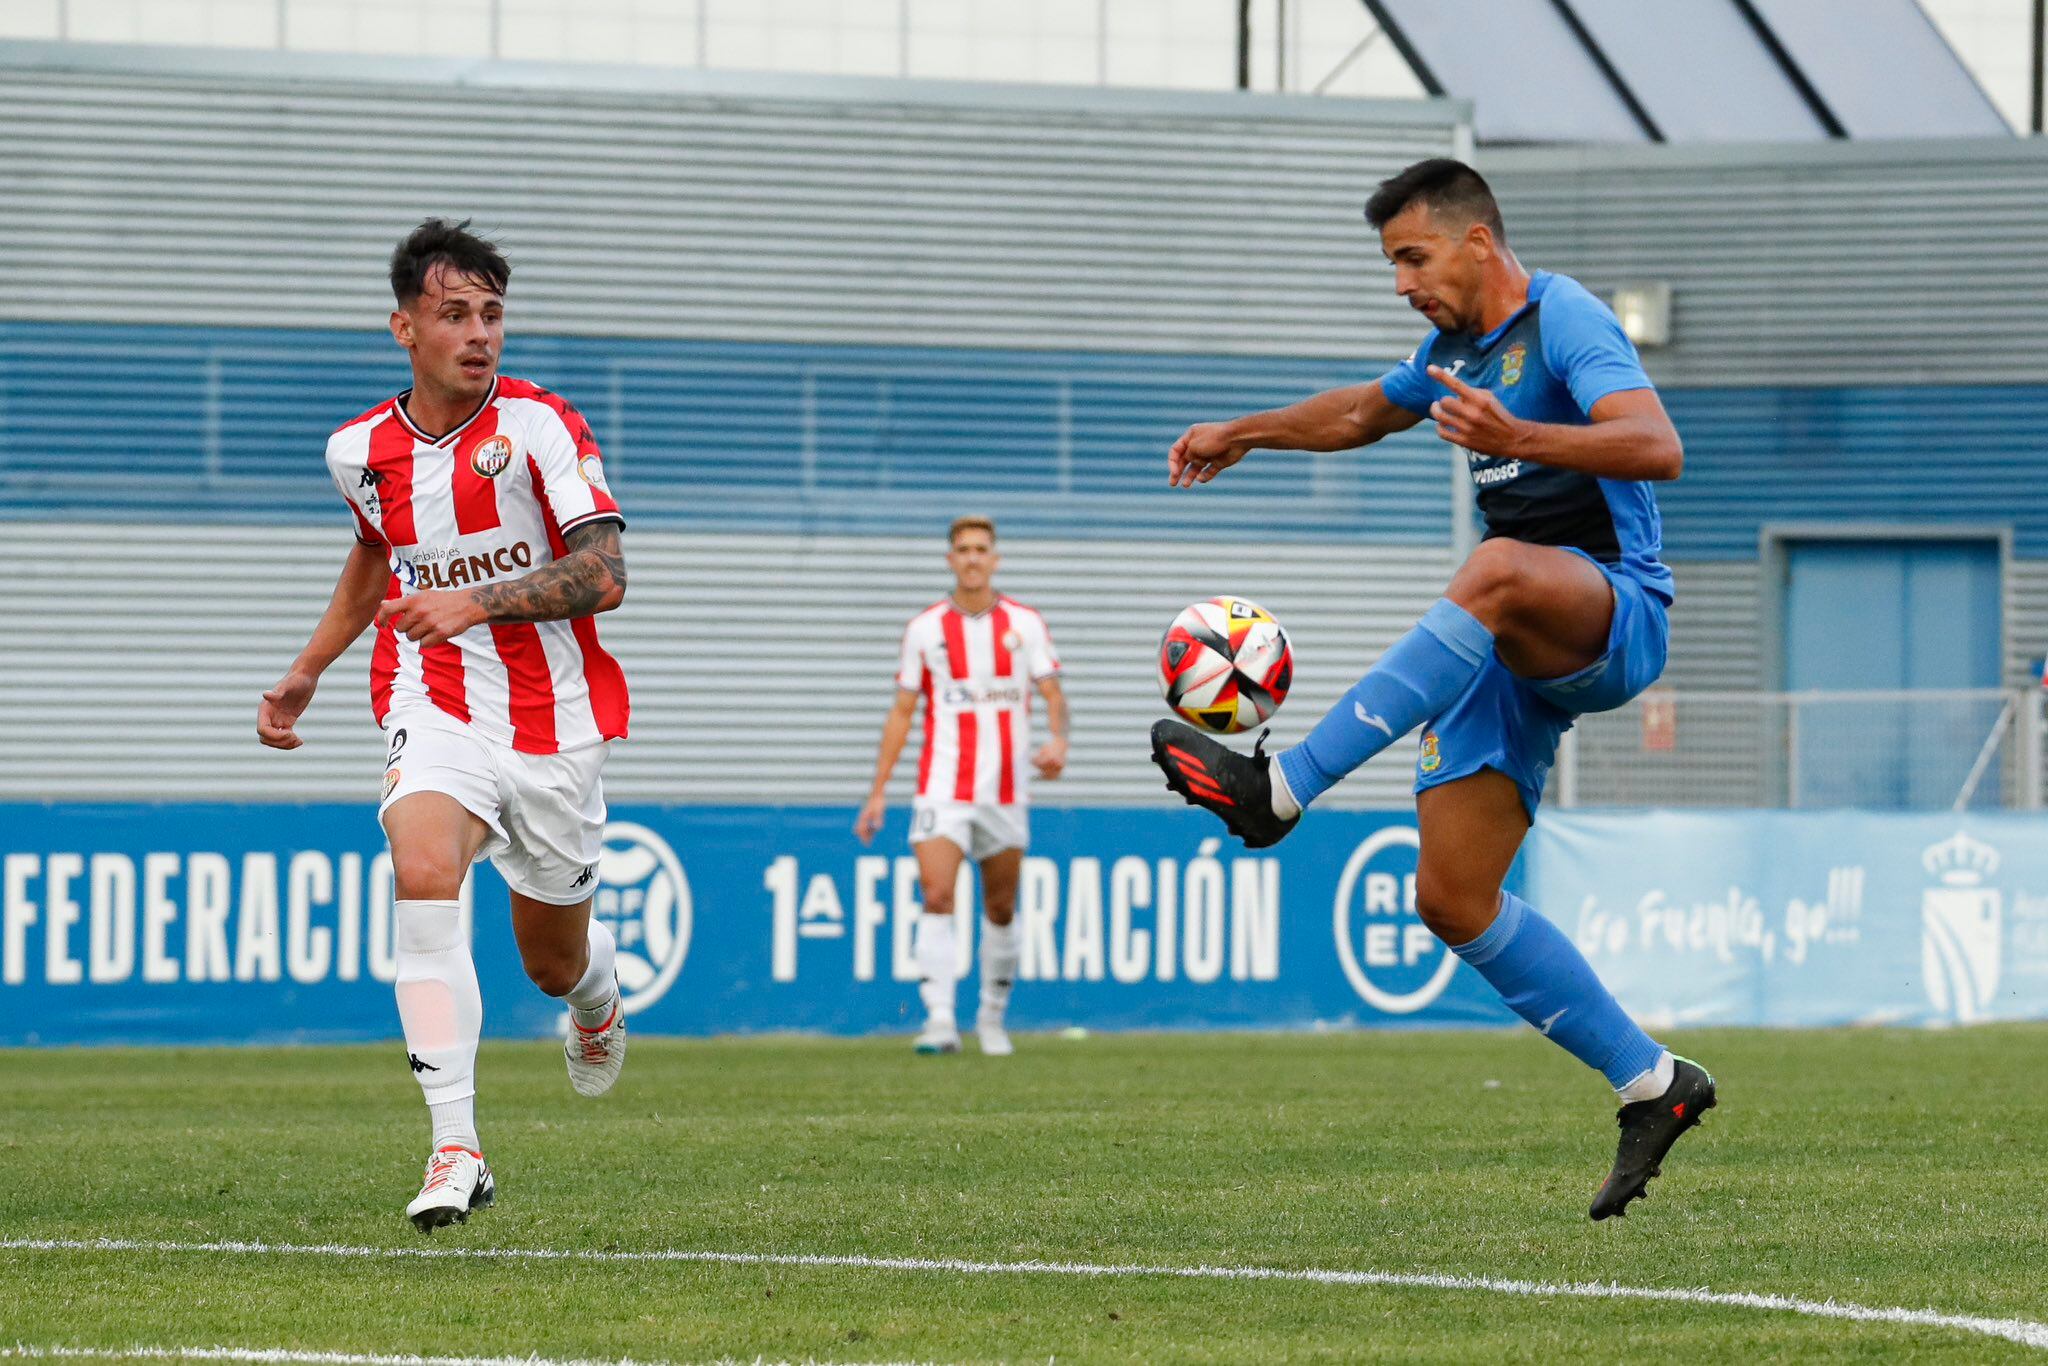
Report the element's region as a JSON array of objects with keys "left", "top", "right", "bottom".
[
  {"left": 1451, "top": 892, "right": 1665, "bottom": 1090},
  {"left": 1276, "top": 598, "right": 1494, "bottom": 808}
]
